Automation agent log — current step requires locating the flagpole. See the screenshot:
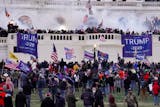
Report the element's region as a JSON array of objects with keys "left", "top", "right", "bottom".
[
  {"left": 93, "top": 44, "right": 97, "bottom": 62},
  {"left": 1, "top": 60, "right": 5, "bottom": 74}
]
